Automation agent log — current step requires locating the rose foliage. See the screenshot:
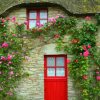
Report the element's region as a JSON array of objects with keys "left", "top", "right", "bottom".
[{"left": 0, "top": 14, "right": 100, "bottom": 100}]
